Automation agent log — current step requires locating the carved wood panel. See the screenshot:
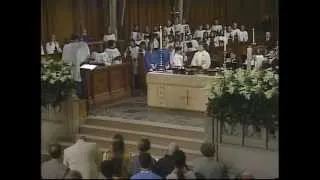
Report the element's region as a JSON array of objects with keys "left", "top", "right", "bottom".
[{"left": 92, "top": 70, "right": 109, "bottom": 95}]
